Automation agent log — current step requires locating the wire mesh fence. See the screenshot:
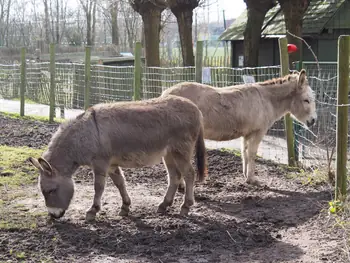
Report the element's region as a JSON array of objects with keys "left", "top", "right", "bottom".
[
  {"left": 0, "top": 60, "right": 347, "bottom": 171},
  {"left": 141, "top": 67, "right": 196, "bottom": 99},
  {"left": 91, "top": 65, "right": 134, "bottom": 104},
  {"left": 289, "top": 62, "right": 346, "bottom": 178},
  {"left": 0, "top": 64, "right": 20, "bottom": 99}
]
